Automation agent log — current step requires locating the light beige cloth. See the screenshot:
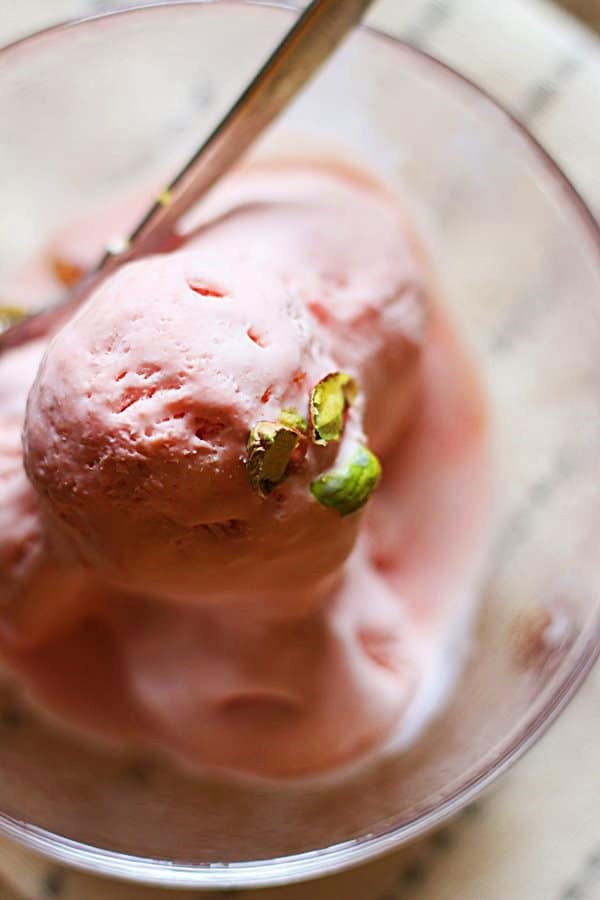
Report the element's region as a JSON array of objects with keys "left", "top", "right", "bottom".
[{"left": 0, "top": 1, "right": 599, "bottom": 898}]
